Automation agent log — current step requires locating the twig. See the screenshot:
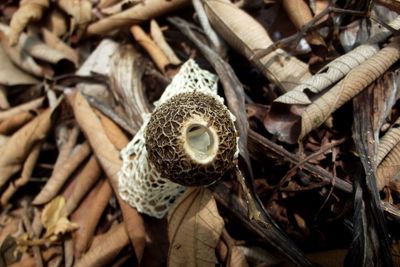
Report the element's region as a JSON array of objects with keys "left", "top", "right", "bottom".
[{"left": 192, "top": 0, "right": 226, "bottom": 56}]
